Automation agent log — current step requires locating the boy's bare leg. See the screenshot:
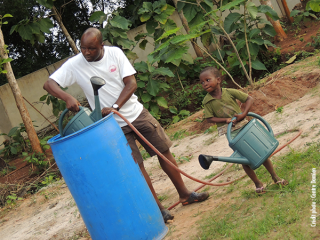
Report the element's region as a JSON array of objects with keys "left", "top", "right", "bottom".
[
  {"left": 263, "top": 158, "right": 288, "bottom": 185},
  {"left": 242, "top": 164, "right": 264, "bottom": 189},
  {"left": 157, "top": 149, "right": 192, "bottom": 202}
]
